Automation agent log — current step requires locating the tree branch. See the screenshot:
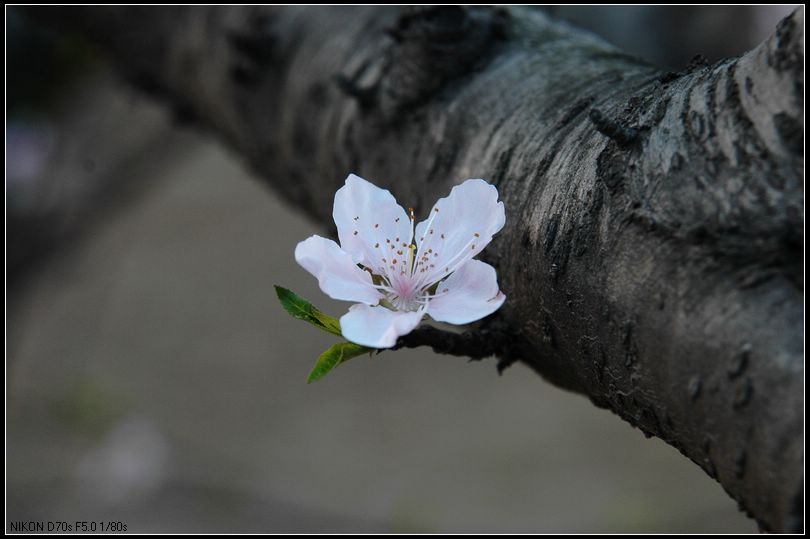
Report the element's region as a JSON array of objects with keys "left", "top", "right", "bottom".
[
  {"left": 392, "top": 322, "right": 518, "bottom": 373},
  {"left": 34, "top": 6, "right": 804, "bottom": 532}
]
